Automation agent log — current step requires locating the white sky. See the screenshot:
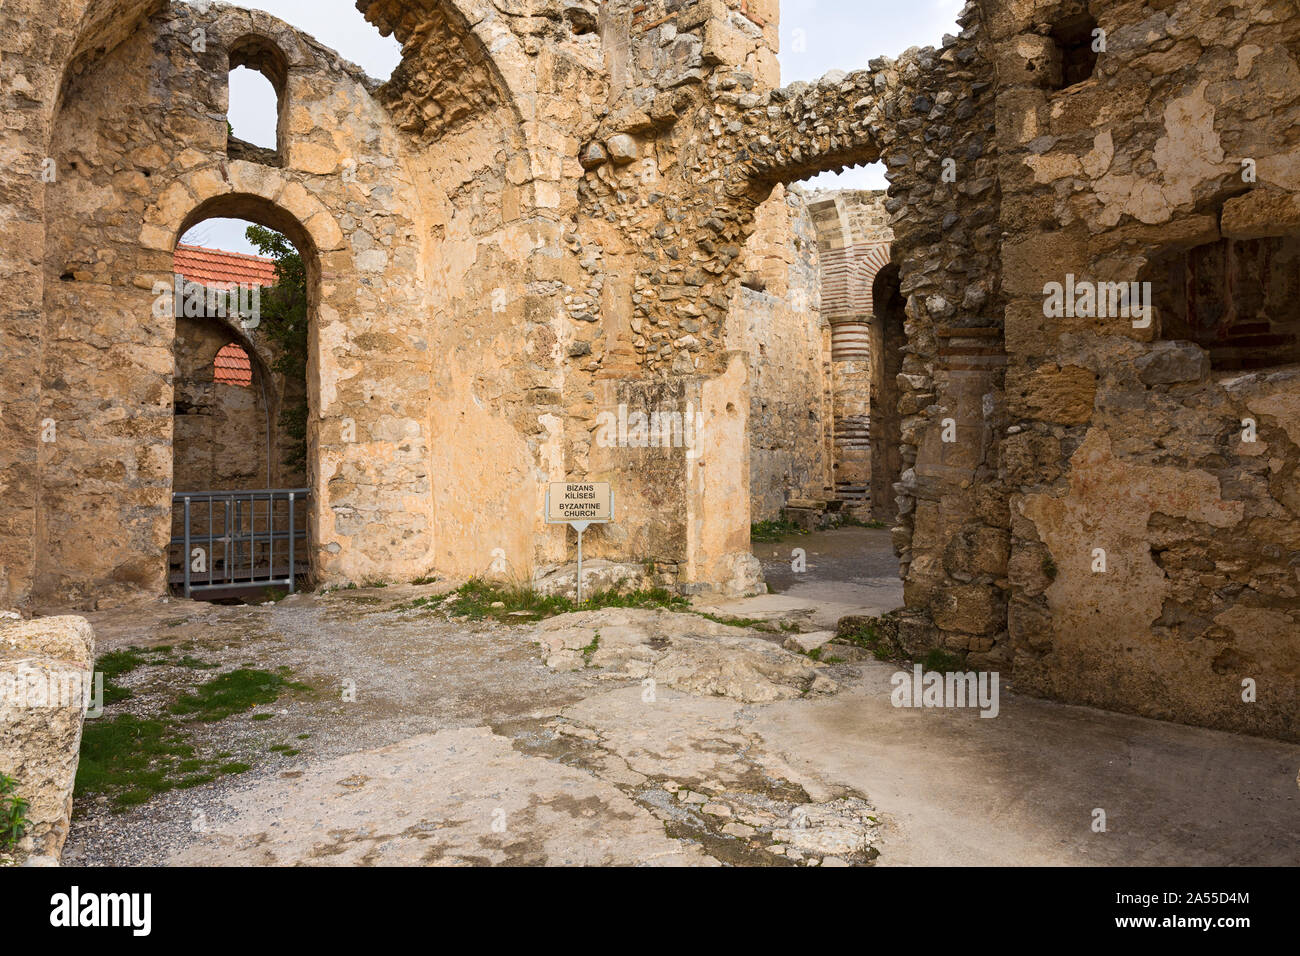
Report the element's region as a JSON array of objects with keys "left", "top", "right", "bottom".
[{"left": 185, "top": 0, "right": 962, "bottom": 255}]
